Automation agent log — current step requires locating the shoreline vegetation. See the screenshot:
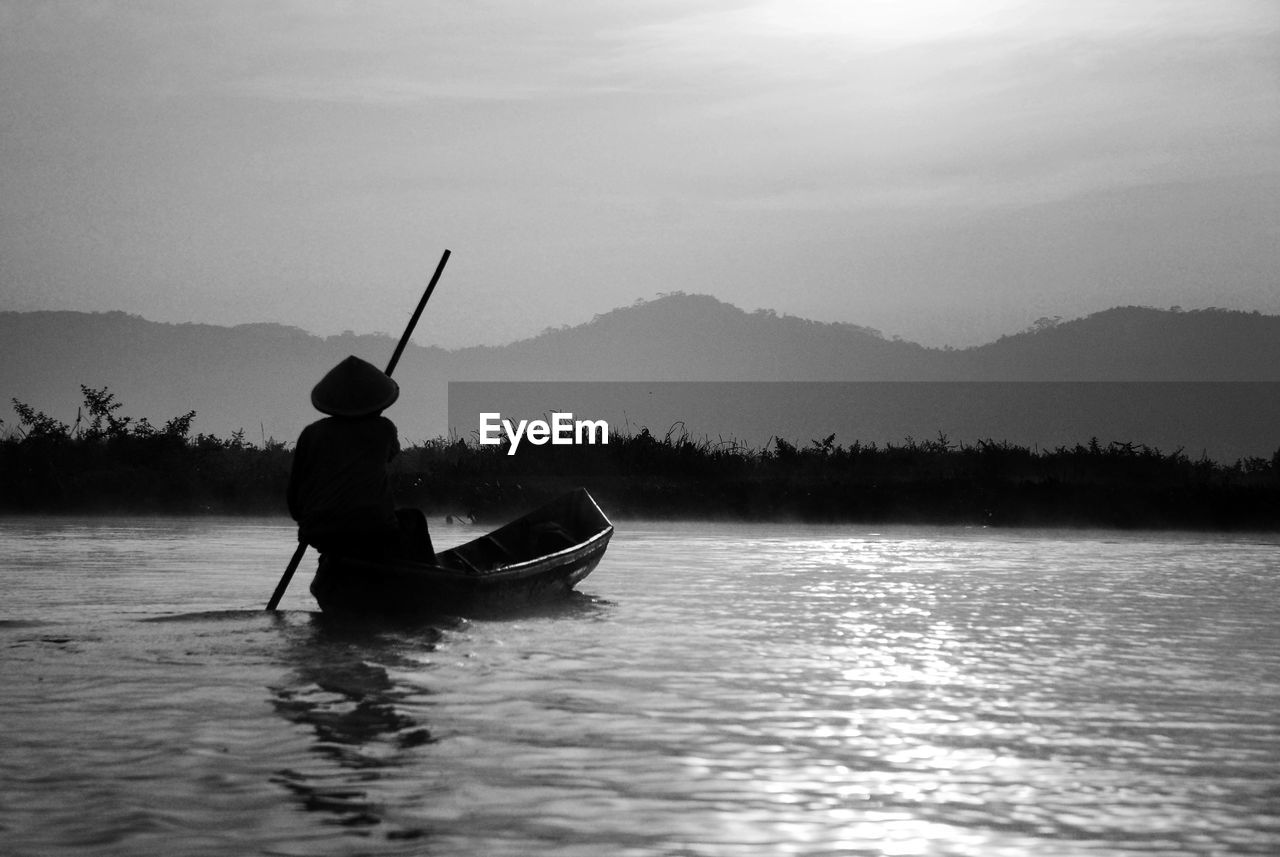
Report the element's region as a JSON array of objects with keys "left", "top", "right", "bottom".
[{"left": 3, "top": 388, "right": 1278, "bottom": 531}]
